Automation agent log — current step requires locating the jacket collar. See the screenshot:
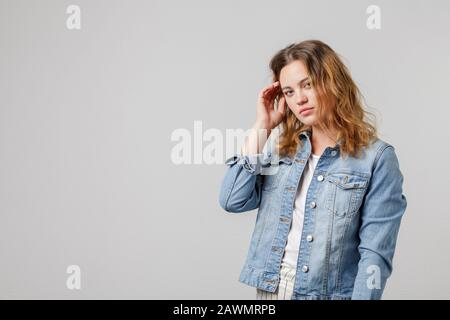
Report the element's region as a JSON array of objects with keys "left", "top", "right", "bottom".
[{"left": 299, "top": 128, "right": 343, "bottom": 149}]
